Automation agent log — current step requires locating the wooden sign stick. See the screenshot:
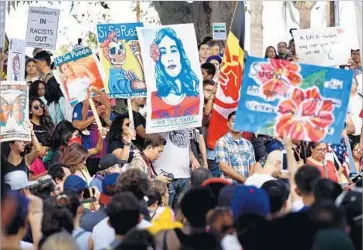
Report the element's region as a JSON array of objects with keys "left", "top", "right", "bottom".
[
  {"left": 88, "top": 98, "right": 105, "bottom": 138},
  {"left": 127, "top": 98, "right": 136, "bottom": 140}
]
